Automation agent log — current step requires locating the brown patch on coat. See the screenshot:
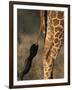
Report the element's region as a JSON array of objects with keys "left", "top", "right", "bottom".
[
  {"left": 50, "top": 11, "right": 56, "bottom": 18},
  {"left": 60, "top": 19, "right": 64, "bottom": 27},
  {"left": 55, "top": 26, "right": 63, "bottom": 32},
  {"left": 53, "top": 19, "right": 59, "bottom": 26},
  {"left": 57, "top": 12, "right": 64, "bottom": 19}
]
